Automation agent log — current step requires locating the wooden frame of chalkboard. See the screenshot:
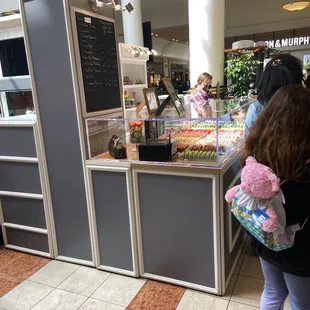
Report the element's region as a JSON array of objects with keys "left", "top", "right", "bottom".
[{"left": 70, "top": 7, "right": 122, "bottom": 117}]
